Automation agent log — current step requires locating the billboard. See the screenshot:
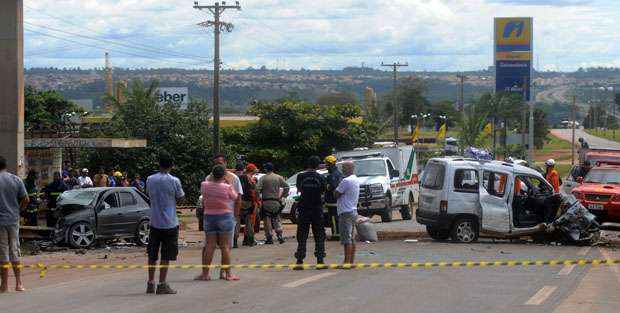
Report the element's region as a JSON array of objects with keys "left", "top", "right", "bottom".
[
  {"left": 495, "top": 17, "right": 532, "bottom": 100},
  {"left": 157, "top": 87, "right": 189, "bottom": 109}
]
